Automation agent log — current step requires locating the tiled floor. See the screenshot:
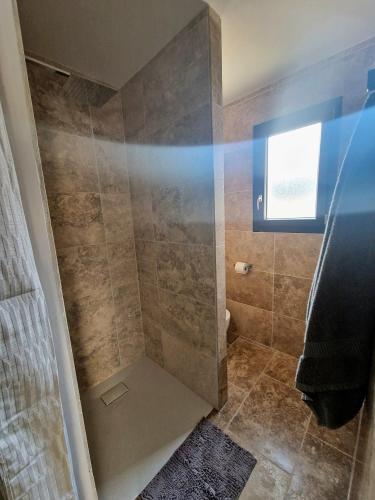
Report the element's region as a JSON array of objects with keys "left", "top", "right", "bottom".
[{"left": 210, "top": 338, "right": 367, "bottom": 500}]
